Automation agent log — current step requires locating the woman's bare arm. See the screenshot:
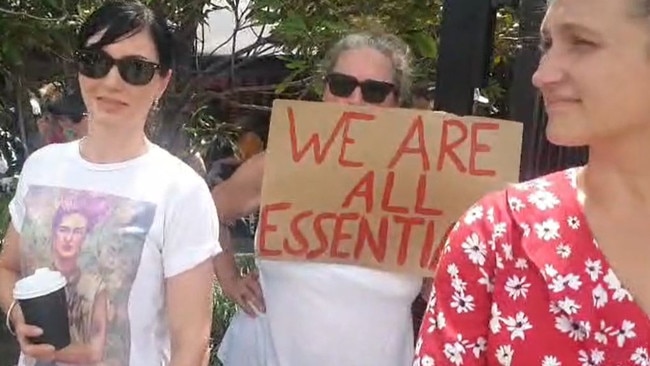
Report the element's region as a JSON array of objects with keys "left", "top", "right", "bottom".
[{"left": 211, "top": 152, "right": 265, "bottom": 222}]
